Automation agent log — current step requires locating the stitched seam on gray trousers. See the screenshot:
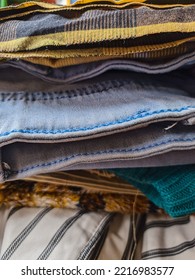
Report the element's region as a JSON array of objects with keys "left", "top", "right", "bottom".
[{"left": 3, "top": 136, "right": 195, "bottom": 177}]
